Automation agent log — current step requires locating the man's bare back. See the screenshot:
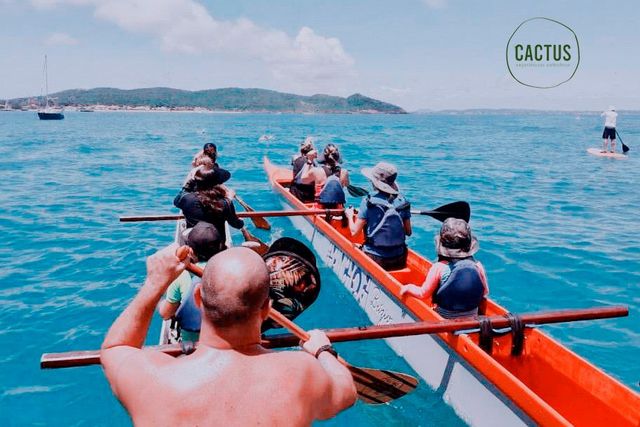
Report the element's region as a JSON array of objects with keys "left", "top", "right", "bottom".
[{"left": 101, "top": 246, "right": 355, "bottom": 426}]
